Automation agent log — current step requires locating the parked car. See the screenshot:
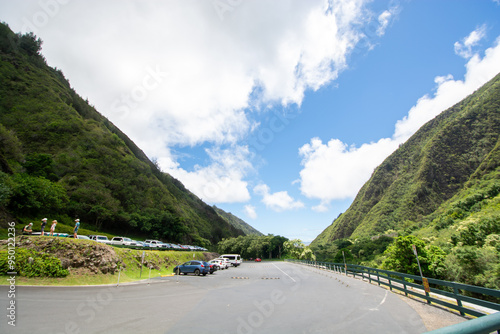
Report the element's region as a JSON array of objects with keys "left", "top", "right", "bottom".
[
  {"left": 93, "top": 235, "right": 111, "bottom": 244},
  {"left": 143, "top": 240, "right": 160, "bottom": 248},
  {"left": 173, "top": 261, "right": 210, "bottom": 276},
  {"left": 217, "top": 258, "right": 230, "bottom": 269},
  {"left": 209, "top": 259, "right": 223, "bottom": 270},
  {"left": 220, "top": 254, "right": 242, "bottom": 267},
  {"left": 255, "top": 258, "right": 262, "bottom": 262},
  {"left": 204, "top": 261, "right": 217, "bottom": 274},
  {"left": 110, "top": 237, "right": 138, "bottom": 246}
]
